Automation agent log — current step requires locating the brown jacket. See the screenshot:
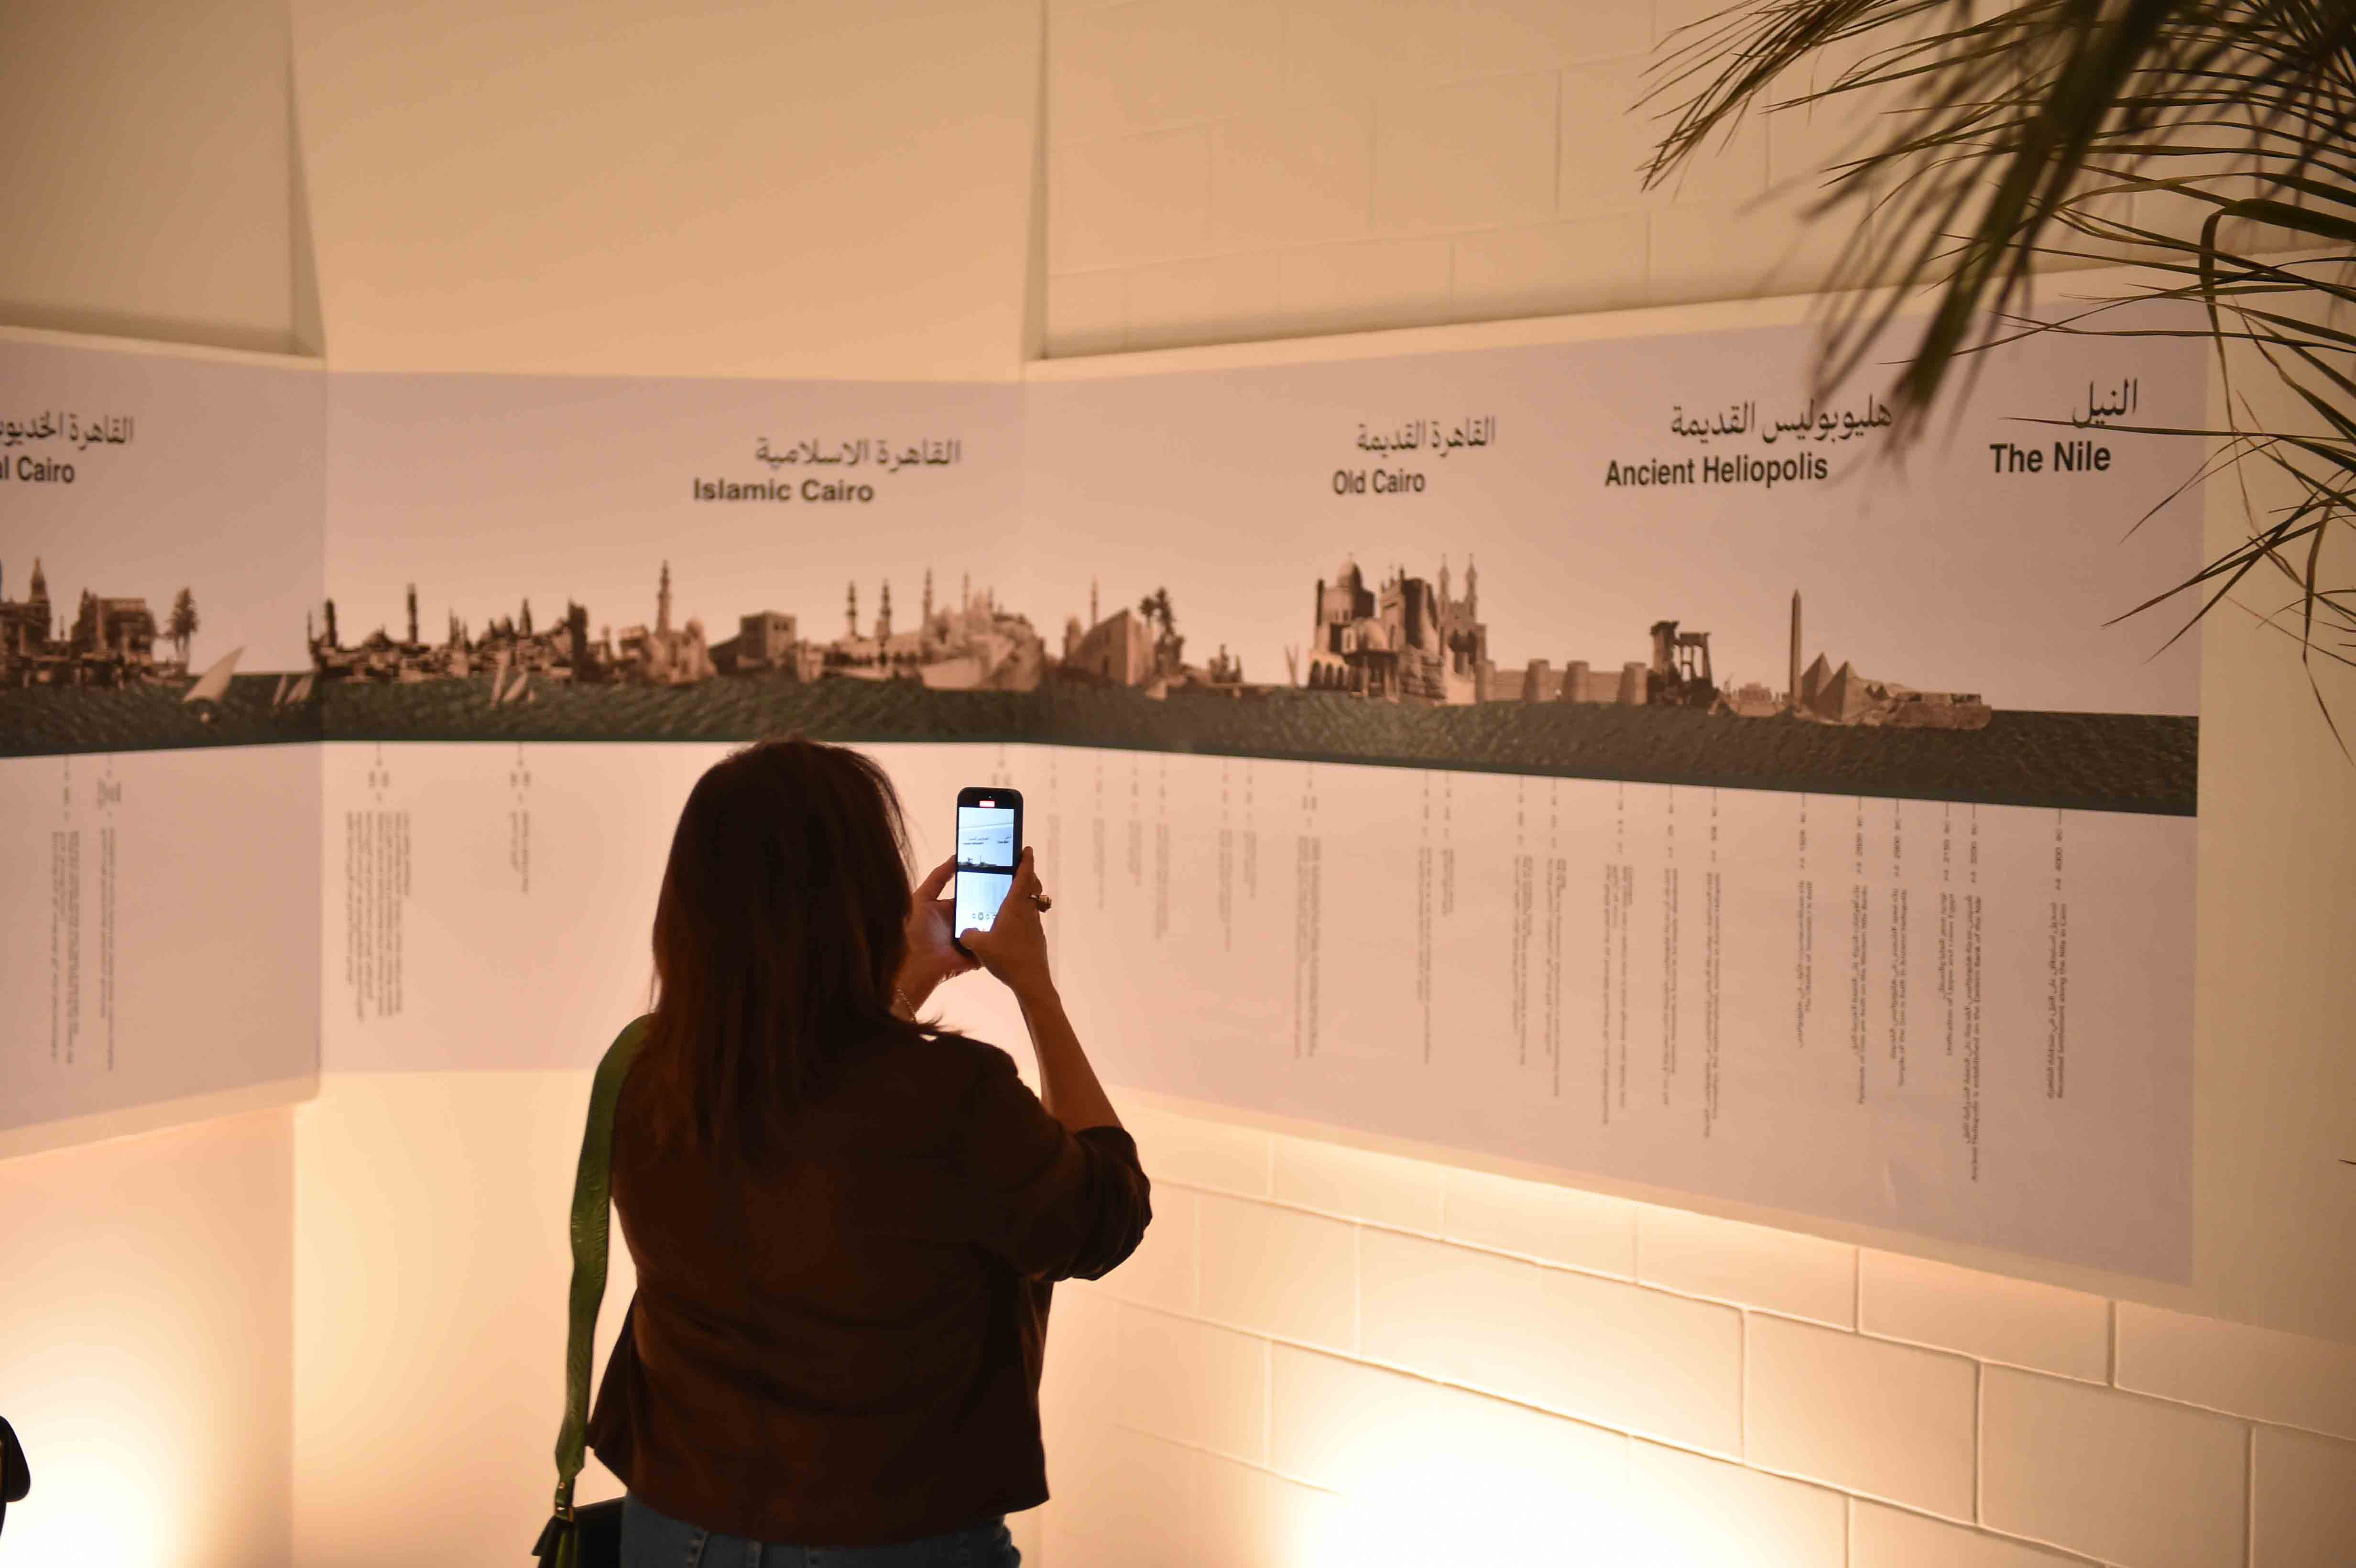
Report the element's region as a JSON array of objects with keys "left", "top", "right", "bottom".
[{"left": 586, "top": 1030, "right": 1150, "bottom": 1545}]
